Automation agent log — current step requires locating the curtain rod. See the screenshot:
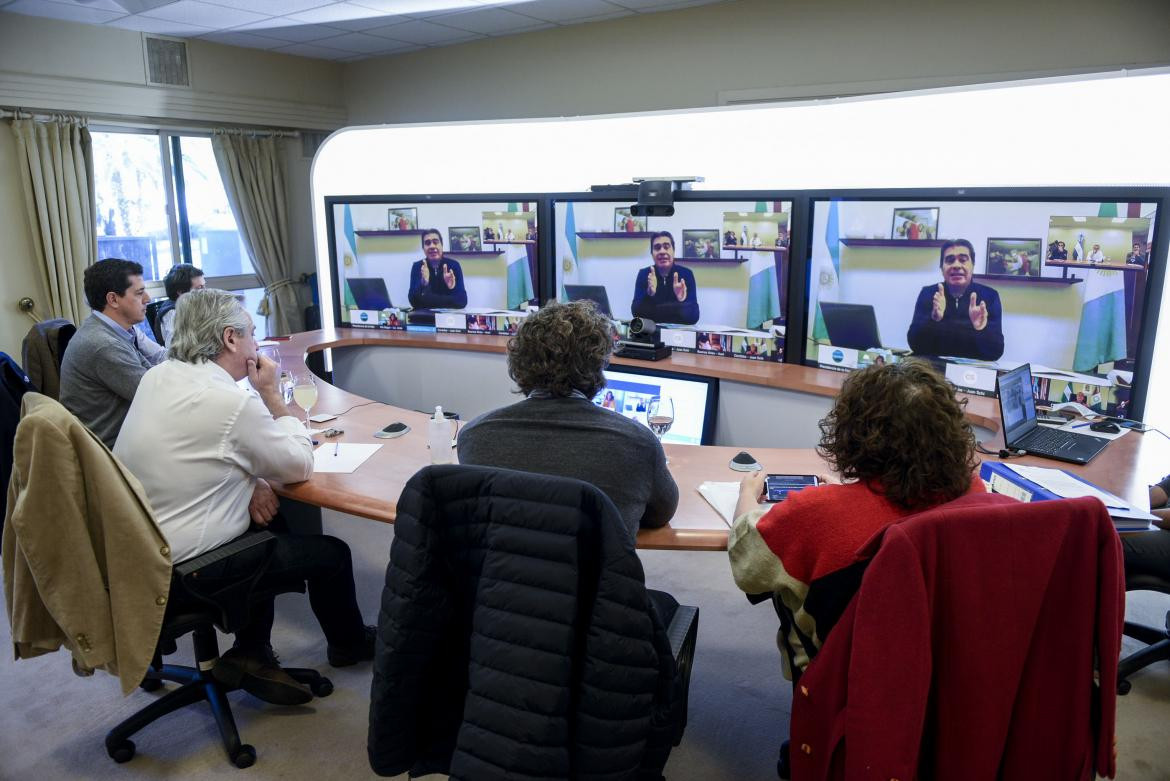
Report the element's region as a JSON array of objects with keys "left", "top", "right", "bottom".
[{"left": 0, "top": 107, "right": 303, "bottom": 137}]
